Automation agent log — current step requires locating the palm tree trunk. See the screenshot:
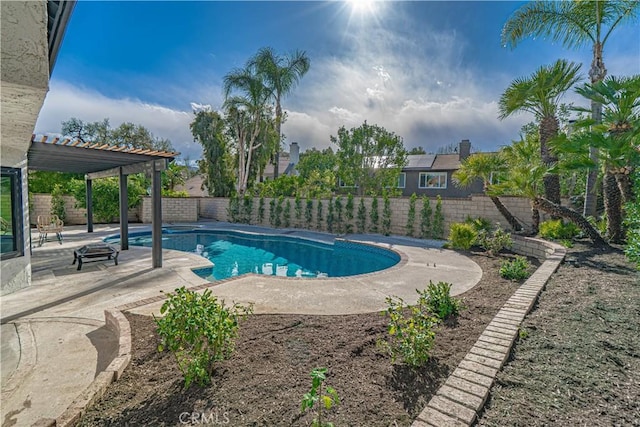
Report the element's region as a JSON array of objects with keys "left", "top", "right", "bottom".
[
  {"left": 539, "top": 115, "right": 561, "bottom": 206},
  {"left": 532, "top": 197, "right": 608, "bottom": 247},
  {"left": 273, "top": 100, "right": 282, "bottom": 179},
  {"left": 584, "top": 40, "right": 607, "bottom": 217},
  {"left": 489, "top": 196, "right": 522, "bottom": 231},
  {"left": 531, "top": 207, "right": 540, "bottom": 236},
  {"left": 614, "top": 169, "right": 634, "bottom": 205},
  {"left": 603, "top": 170, "right": 624, "bottom": 243}
]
